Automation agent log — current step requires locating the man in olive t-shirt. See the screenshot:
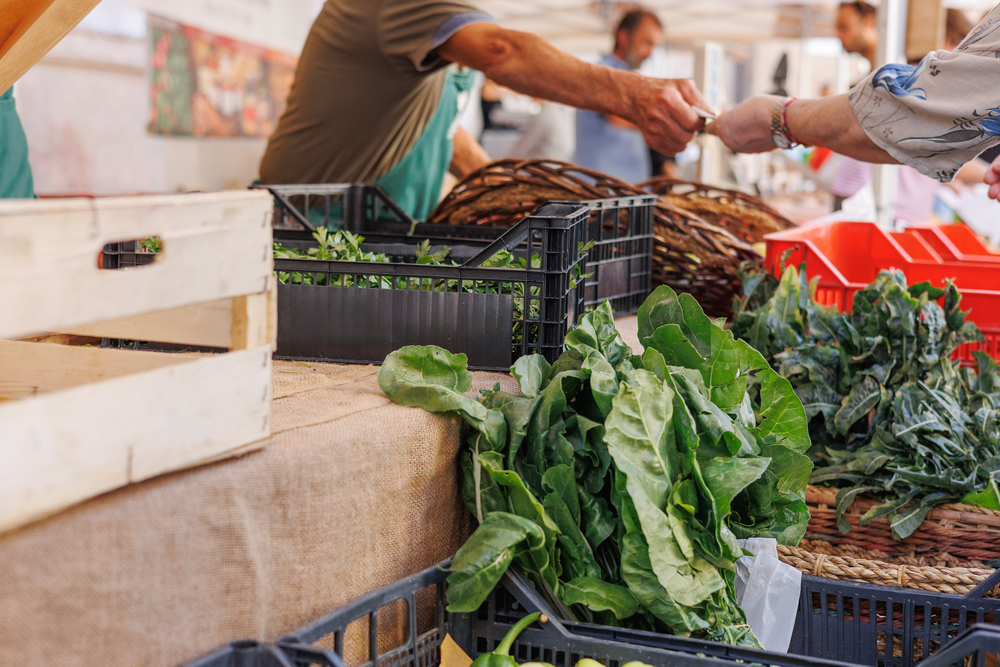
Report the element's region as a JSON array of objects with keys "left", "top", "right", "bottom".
[
  {"left": 261, "top": 0, "right": 714, "bottom": 220},
  {"left": 260, "top": 1, "right": 491, "bottom": 192}
]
